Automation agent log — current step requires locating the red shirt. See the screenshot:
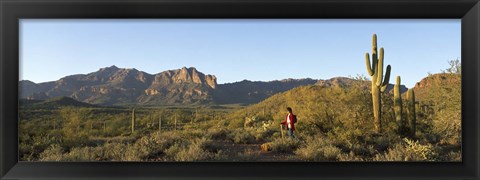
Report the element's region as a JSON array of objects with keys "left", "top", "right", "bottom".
[{"left": 281, "top": 113, "right": 295, "bottom": 131}]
